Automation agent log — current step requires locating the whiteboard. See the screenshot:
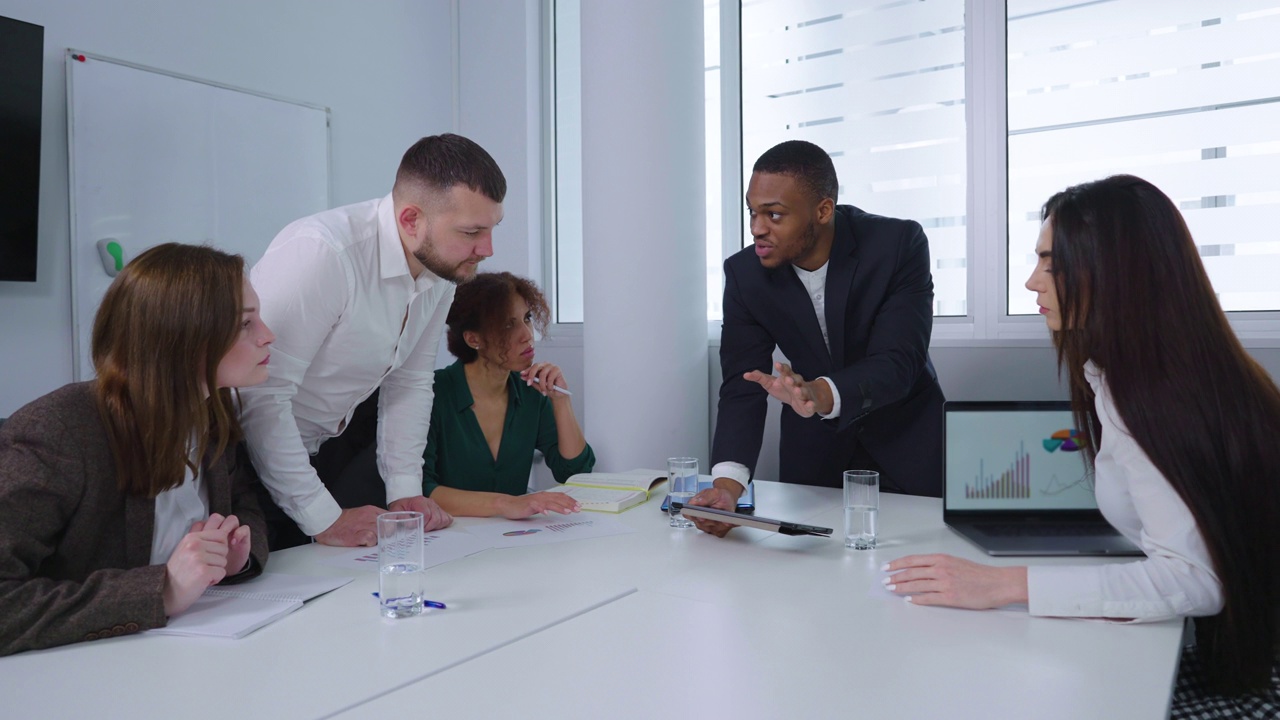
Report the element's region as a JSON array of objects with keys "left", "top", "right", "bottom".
[{"left": 66, "top": 51, "right": 331, "bottom": 380}]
